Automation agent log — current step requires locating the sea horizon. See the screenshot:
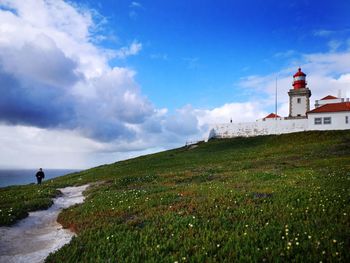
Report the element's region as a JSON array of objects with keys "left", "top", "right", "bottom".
[{"left": 0, "top": 169, "right": 81, "bottom": 188}]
